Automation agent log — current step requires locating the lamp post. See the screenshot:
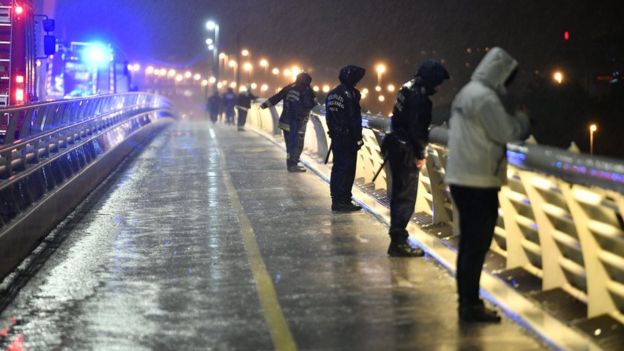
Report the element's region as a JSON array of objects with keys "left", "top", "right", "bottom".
[
  {"left": 589, "top": 123, "right": 597, "bottom": 155},
  {"left": 259, "top": 58, "right": 269, "bottom": 79},
  {"left": 205, "top": 20, "right": 219, "bottom": 94},
  {"left": 375, "top": 63, "right": 386, "bottom": 86},
  {"left": 243, "top": 62, "right": 253, "bottom": 84}
]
